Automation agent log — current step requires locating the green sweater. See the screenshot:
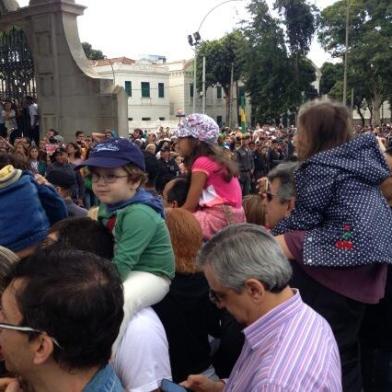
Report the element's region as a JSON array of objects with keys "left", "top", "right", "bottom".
[{"left": 99, "top": 203, "right": 175, "bottom": 281}]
